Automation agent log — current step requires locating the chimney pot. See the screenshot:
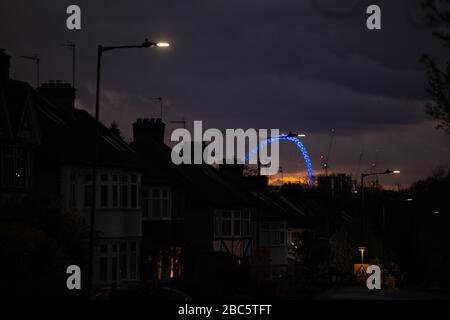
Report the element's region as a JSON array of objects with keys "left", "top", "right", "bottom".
[{"left": 132, "top": 117, "right": 165, "bottom": 144}]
